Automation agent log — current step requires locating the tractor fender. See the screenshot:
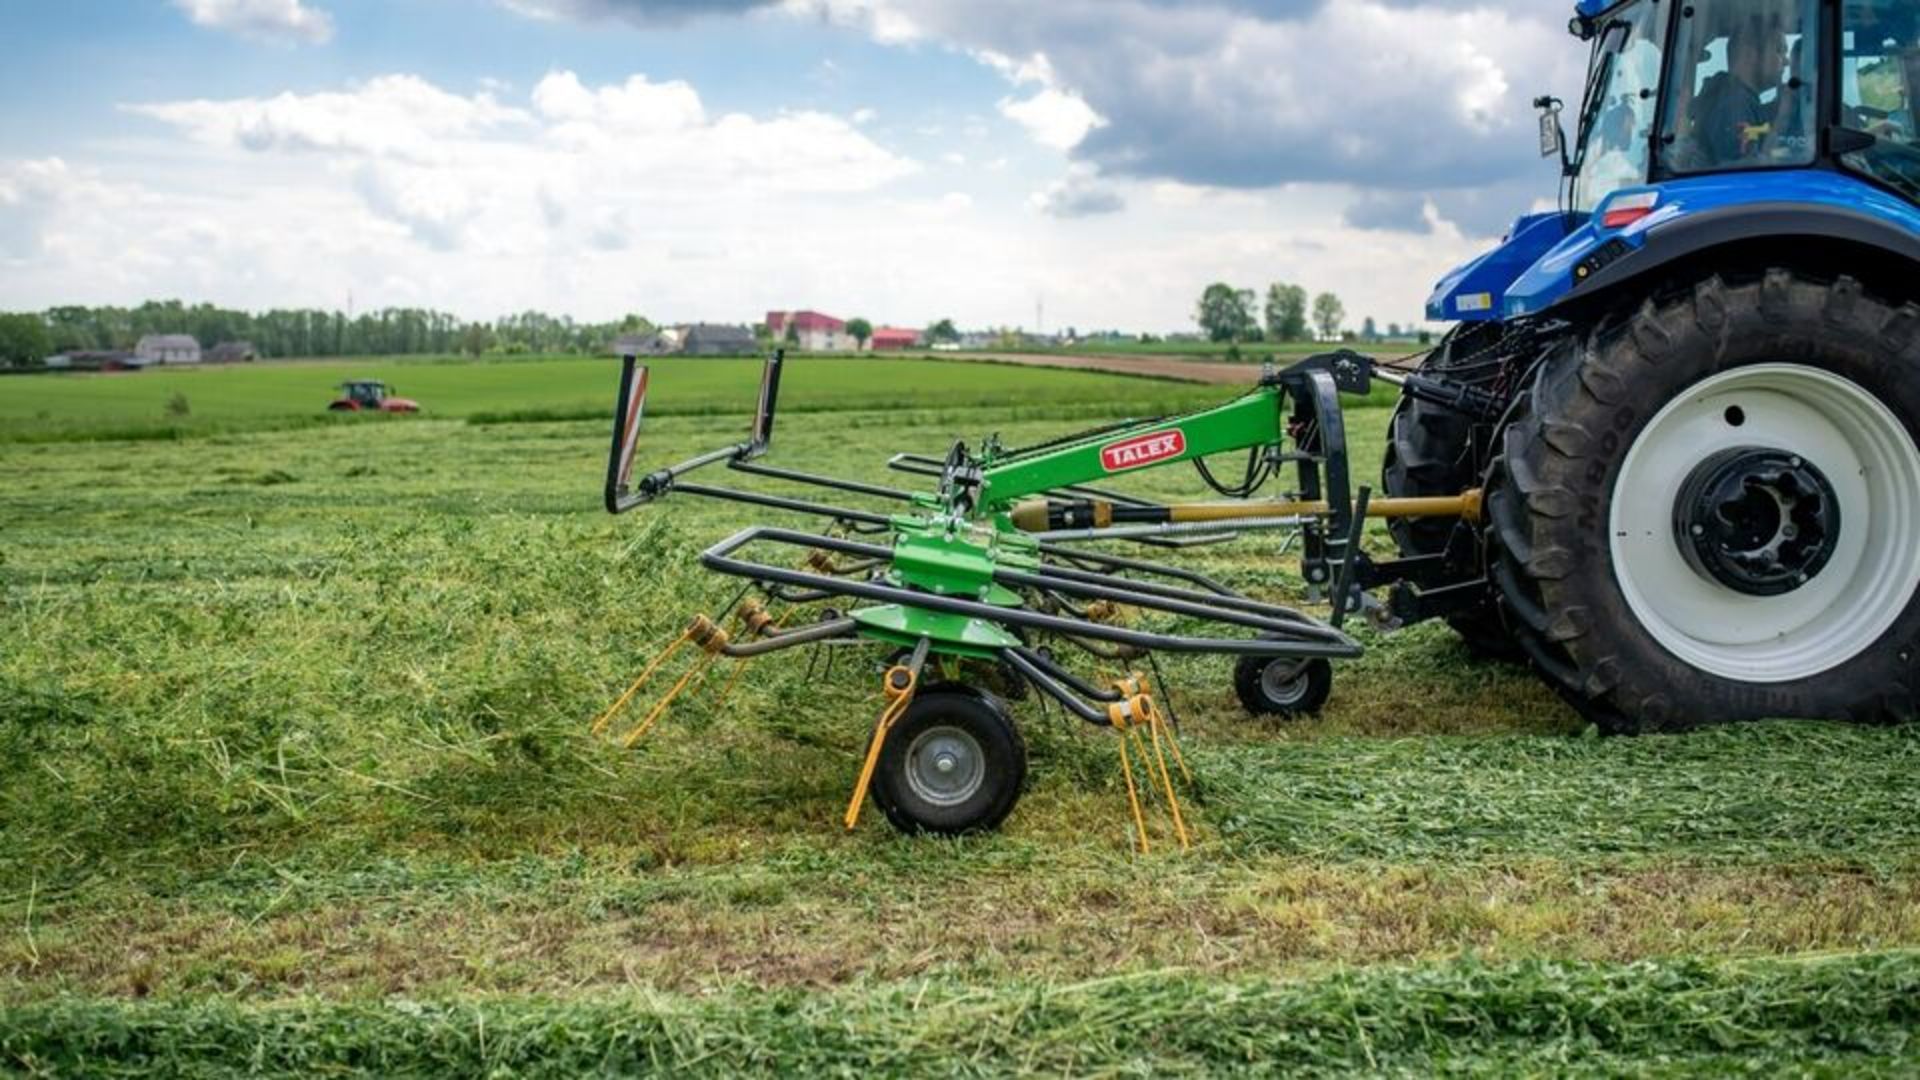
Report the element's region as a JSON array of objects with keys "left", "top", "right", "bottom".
[{"left": 1546, "top": 201, "right": 1920, "bottom": 317}]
